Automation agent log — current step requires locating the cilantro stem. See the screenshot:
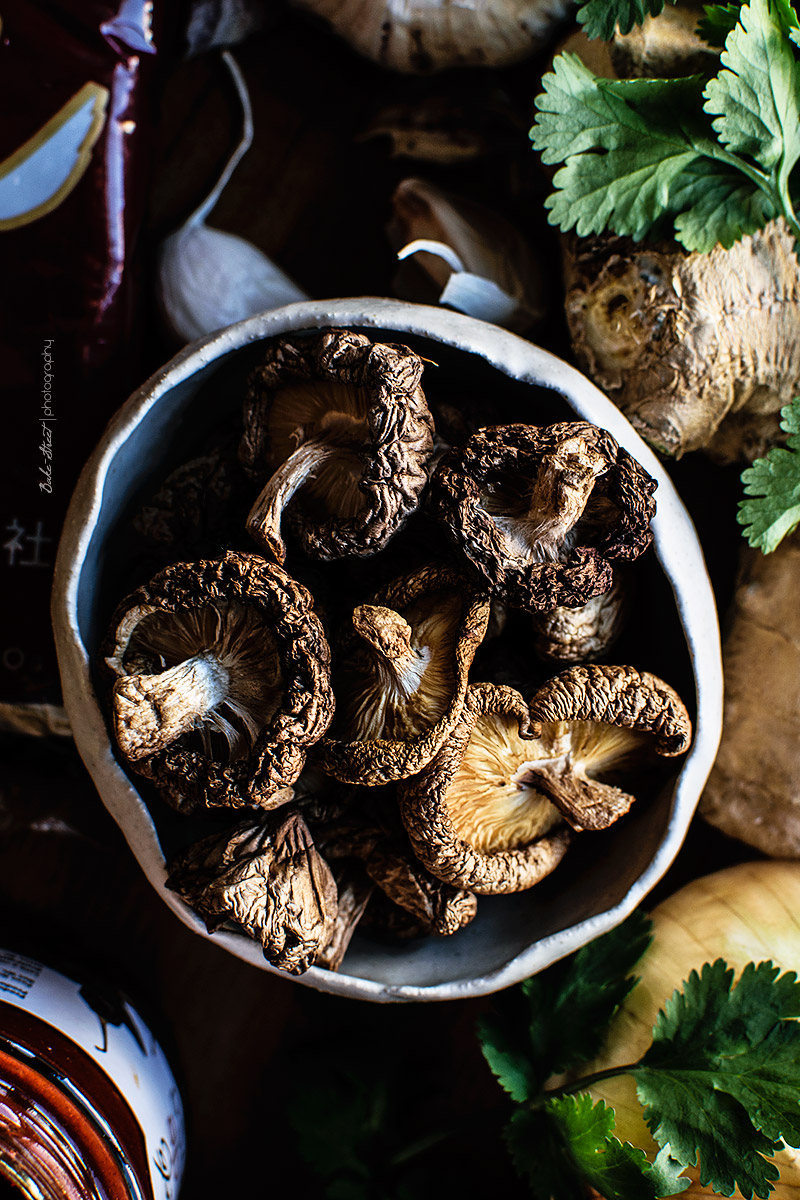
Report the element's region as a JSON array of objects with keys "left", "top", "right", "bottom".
[
  {"left": 777, "top": 173, "right": 800, "bottom": 243},
  {"left": 546, "top": 1062, "right": 642, "bottom": 1097},
  {"left": 389, "top": 1129, "right": 452, "bottom": 1167}
]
